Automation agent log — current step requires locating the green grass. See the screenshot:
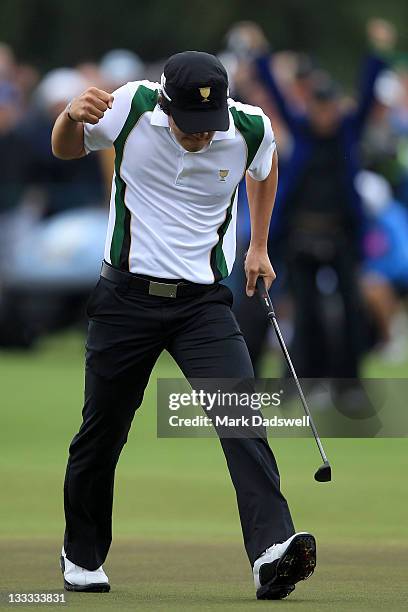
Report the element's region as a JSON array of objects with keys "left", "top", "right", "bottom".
[{"left": 0, "top": 332, "right": 407, "bottom": 610}]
